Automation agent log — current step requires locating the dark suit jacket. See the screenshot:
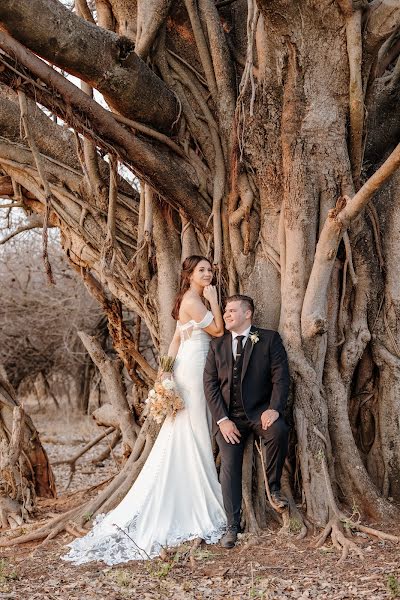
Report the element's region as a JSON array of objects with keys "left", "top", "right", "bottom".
[{"left": 203, "top": 327, "right": 289, "bottom": 434}]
